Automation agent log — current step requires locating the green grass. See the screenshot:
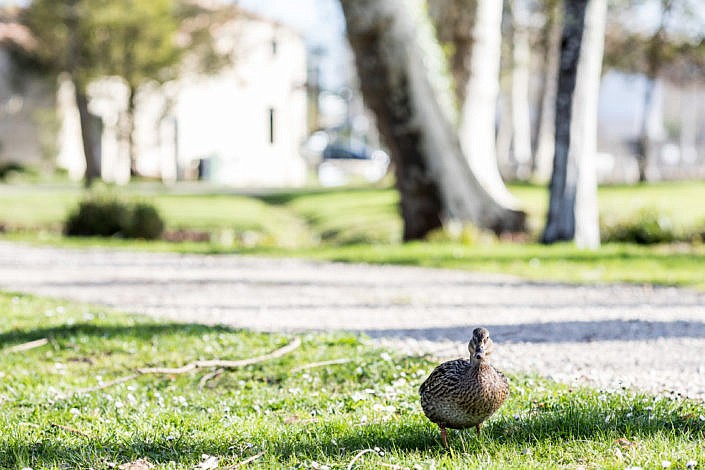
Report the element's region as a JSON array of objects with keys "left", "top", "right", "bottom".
[
  {"left": 2, "top": 181, "right": 705, "bottom": 289},
  {"left": 1, "top": 292, "right": 704, "bottom": 469}
]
